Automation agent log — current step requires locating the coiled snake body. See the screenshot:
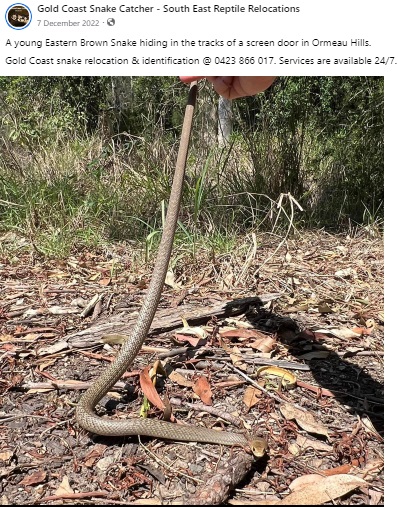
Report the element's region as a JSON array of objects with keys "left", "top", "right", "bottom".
[{"left": 76, "top": 83, "right": 267, "bottom": 457}]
